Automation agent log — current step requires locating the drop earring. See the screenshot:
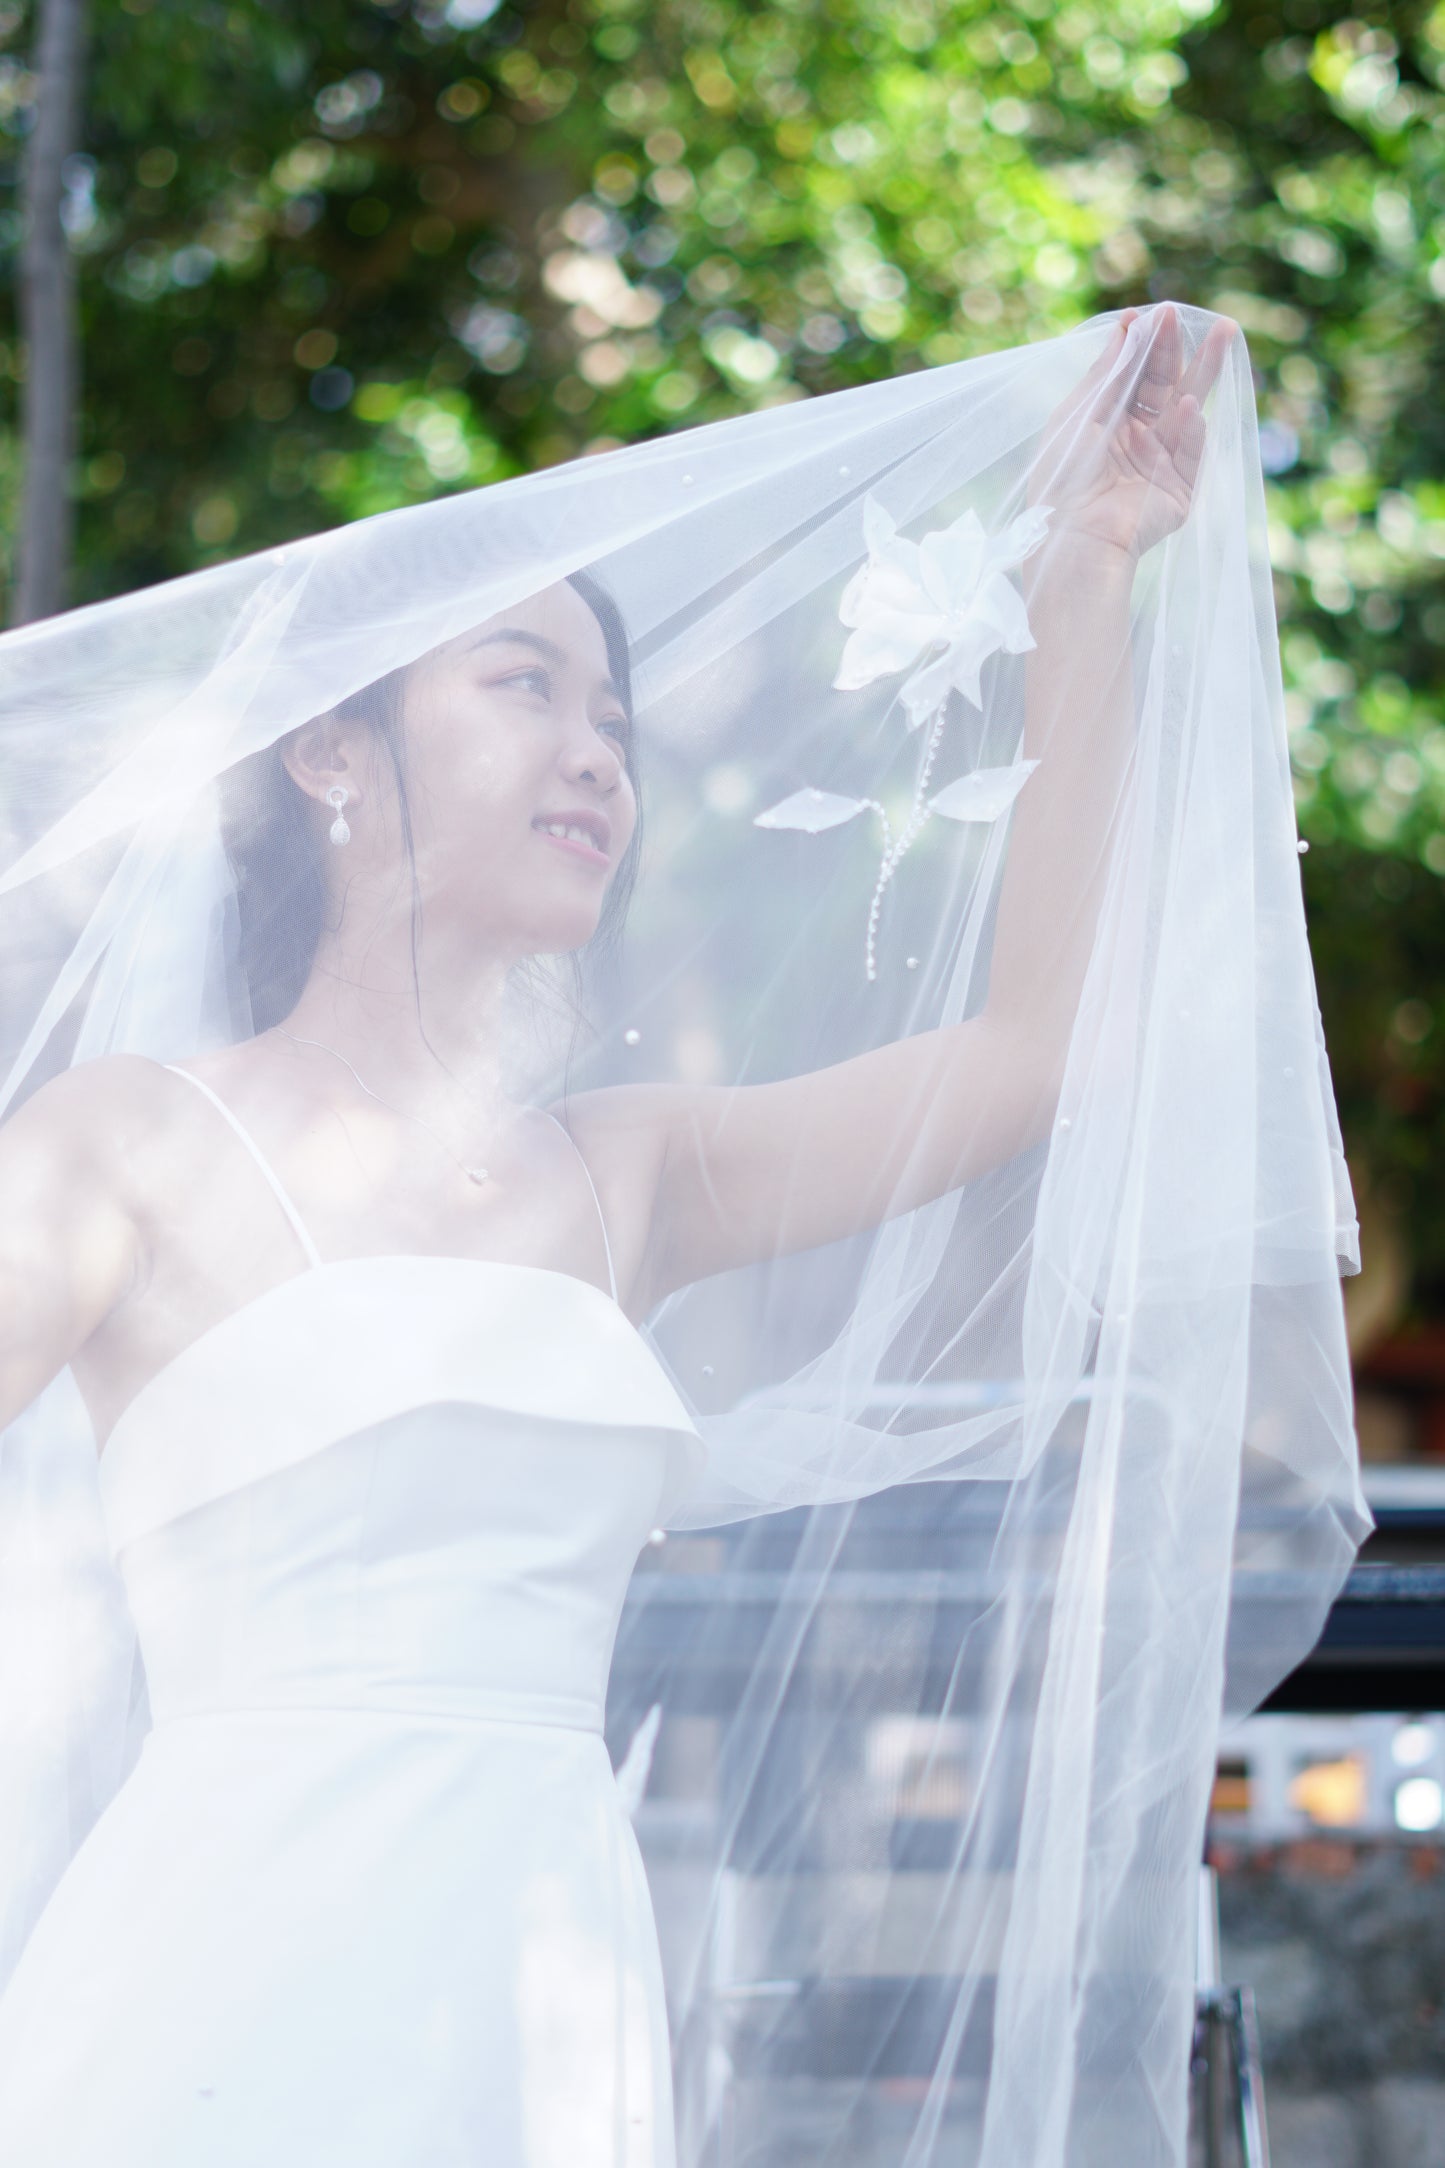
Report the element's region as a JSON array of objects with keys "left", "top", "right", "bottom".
[{"left": 326, "top": 786, "right": 351, "bottom": 847}]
